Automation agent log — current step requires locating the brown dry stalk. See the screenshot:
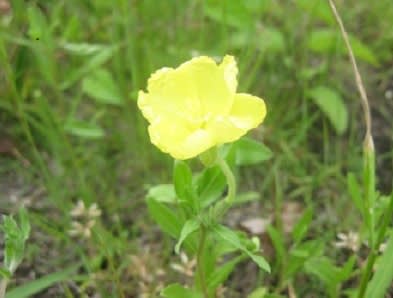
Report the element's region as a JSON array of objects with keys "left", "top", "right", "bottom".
[{"left": 327, "top": 0, "right": 374, "bottom": 152}]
